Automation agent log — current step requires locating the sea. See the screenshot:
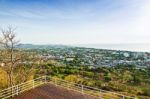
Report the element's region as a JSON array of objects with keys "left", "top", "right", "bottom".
[{"left": 73, "top": 44, "right": 150, "bottom": 52}]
